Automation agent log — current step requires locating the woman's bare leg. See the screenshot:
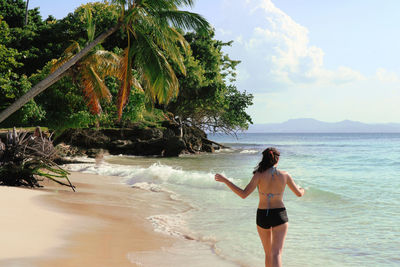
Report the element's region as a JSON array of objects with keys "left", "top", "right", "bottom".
[
  {"left": 257, "top": 225, "right": 272, "bottom": 267},
  {"left": 271, "top": 223, "right": 288, "bottom": 267}
]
